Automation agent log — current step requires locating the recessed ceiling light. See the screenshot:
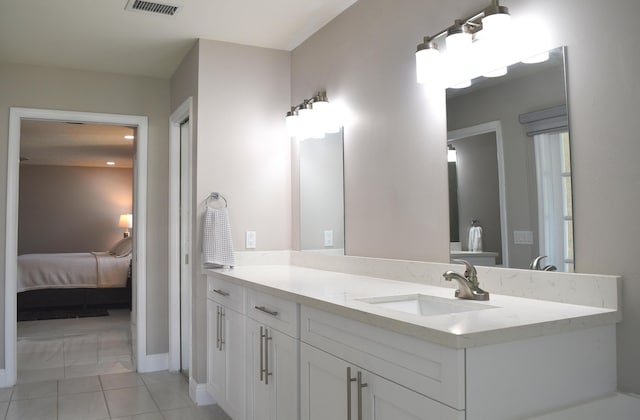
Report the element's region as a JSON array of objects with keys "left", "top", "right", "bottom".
[
  {"left": 124, "top": 135, "right": 135, "bottom": 140},
  {"left": 106, "top": 161, "right": 116, "bottom": 166}
]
